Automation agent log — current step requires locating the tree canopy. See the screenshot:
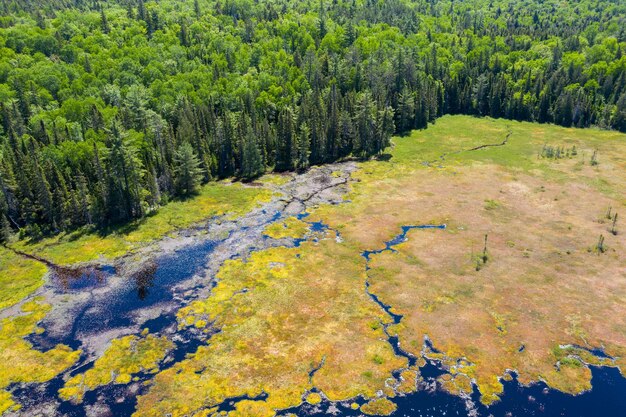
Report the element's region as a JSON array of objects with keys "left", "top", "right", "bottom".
[{"left": 1, "top": 0, "right": 625, "bottom": 238}]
